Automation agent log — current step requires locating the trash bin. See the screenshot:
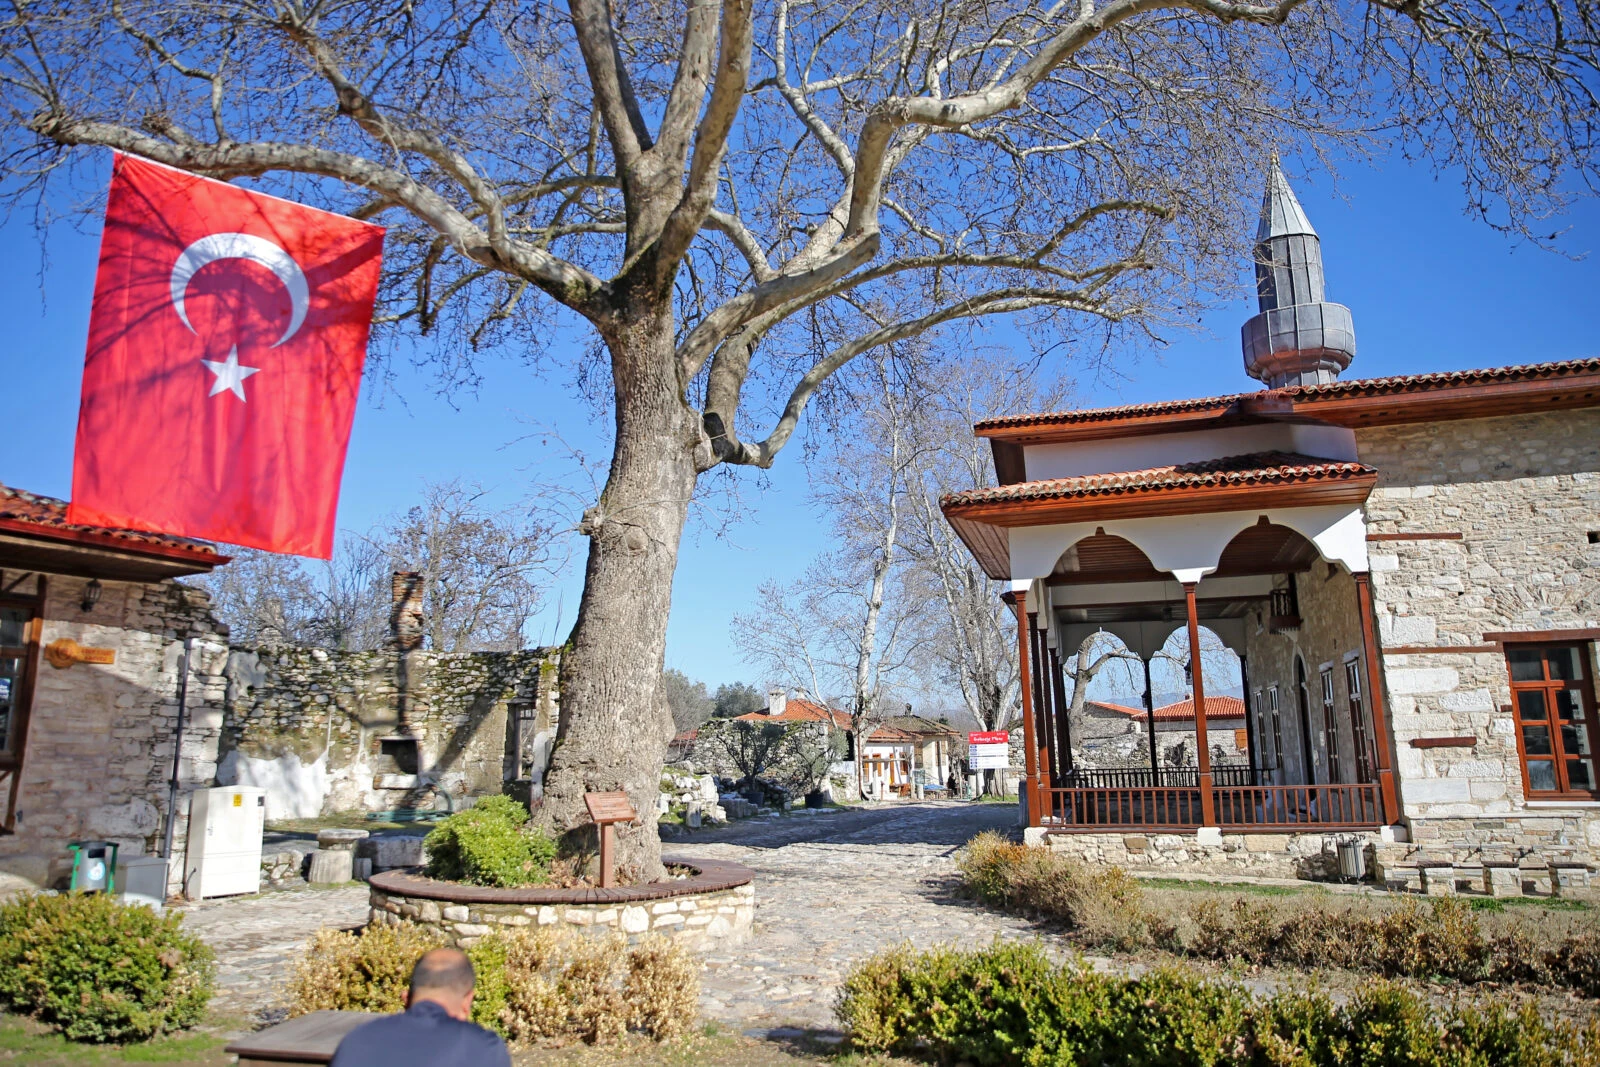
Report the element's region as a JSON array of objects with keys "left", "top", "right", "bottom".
[
  {"left": 67, "top": 841, "right": 118, "bottom": 893},
  {"left": 1336, "top": 838, "right": 1366, "bottom": 882}
]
